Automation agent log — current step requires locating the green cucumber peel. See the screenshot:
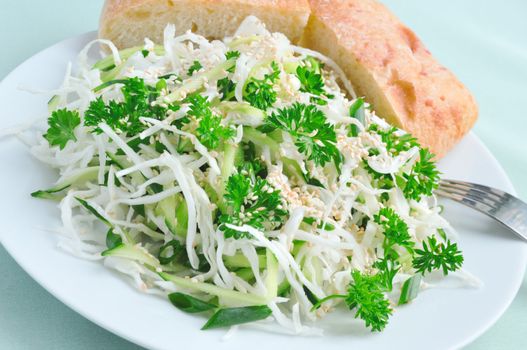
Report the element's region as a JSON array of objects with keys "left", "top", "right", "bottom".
[
  {"left": 398, "top": 274, "right": 422, "bottom": 305},
  {"left": 75, "top": 197, "right": 112, "bottom": 227},
  {"left": 168, "top": 292, "right": 217, "bottom": 313},
  {"left": 101, "top": 243, "right": 160, "bottom": 268},
  {"left": 201, "top": 305, "right": 272, "bottom": 330},
  {"left": 223, "top": 252, "right": 266, "bottom": 269},
  {"left": 92, "top": 45, "right": 165, "bottom": 71},
  {"left": 31, "top": 166, "right": 108, "bottom": 200},
  {"left": 265, "top": 249, "right": 278, "bottom": 300},
  {"left": 242, "top": 127, "right": 280, "bottom": 156},
  {"left": 159, "top": 272, "right": 267, "bottom": 306}
]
